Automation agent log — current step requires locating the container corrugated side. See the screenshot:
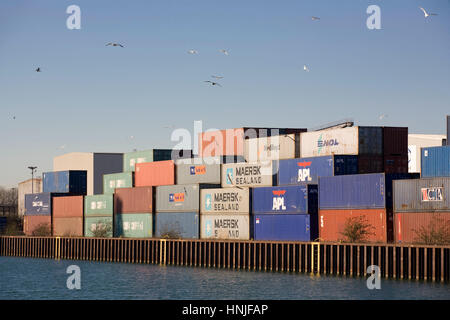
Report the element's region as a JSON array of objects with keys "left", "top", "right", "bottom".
[
  {"left": 244, "top": 135, "right": 296, "bottom": 162},
  {"left": 84, "top": 194, "right": 114, "bottom": 217},
  {"left": 84, "top": 216, "right": 113, "bottom": 237},
  {"left": 394, "top": 212, "right": 450, "bottom": 244},
  {"left": 200, "top": 187, "right": 250, "bottom": 214},
  {"left": 123, "top": 149, "right": 190, "bottom": 172},
  {"left": 114, "top": 213, "right": 153, "bottom": 238},
  {"left": 135, "top": 160, "right": 175, "bottom": 187},
  {"left": 53, "top": 217, "right": 83, "bottom": 236},
  {"left": 43, "top": 170, "right": 87, "bottom": 194},
  {"left": 383, "top": 127, "right": 408, "bottom": 156},
  {"left": 52, "top": 195, "right": 84, "bottom": 218},
  {"left": 221, "top": 161, "right": 275, "bottom": 188},
  {"left": 114, "top": 187, "right": 153, "bottom": 214},
  {"left": 155, "top": 212, "right": 199, "bottom": 239},
  {"left": 421, "top": 146, "right": 450, "bottom": 177},
  {"left": 253, "top": 214, "right": 312, "bottom": 241},
  {"left": 23, "top": 215, "right": 52, "bottom": 236},
  {"left": 200, "top": 214, "right": 251, "bottom": 240},
  {"left": 24, "top": 193, "right": 52, "bottom": 216},
  {"left": 176, "top": 162, "right": 221, "bottom": 185},
  {"left": 103, "top": 172, "right": 134, "bottom": 194},
  {"left": 156, "top": 184, "right": 220, "bottom": 213}
]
